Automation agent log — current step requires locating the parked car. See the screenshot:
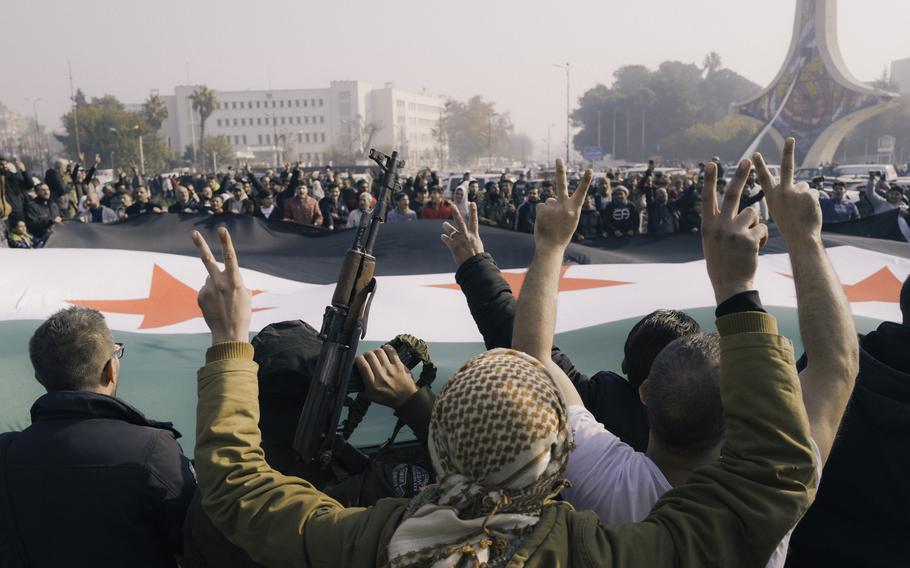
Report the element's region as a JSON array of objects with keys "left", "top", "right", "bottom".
[{"left": 834, "top": 164, "right": 898, "bottom": 183}]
